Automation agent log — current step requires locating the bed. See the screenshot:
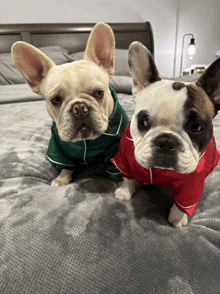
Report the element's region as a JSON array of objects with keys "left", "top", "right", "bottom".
[{"left": 0, "top": 22, "right": 220, "bottom": 294}]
